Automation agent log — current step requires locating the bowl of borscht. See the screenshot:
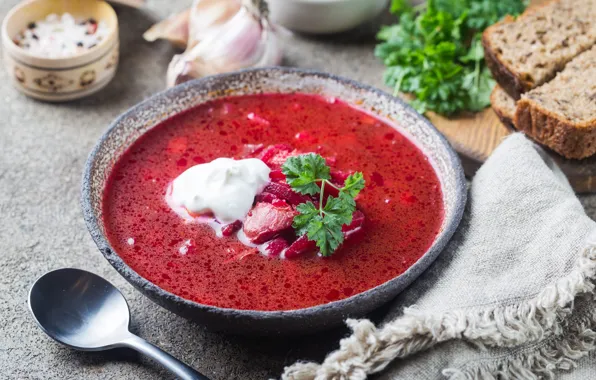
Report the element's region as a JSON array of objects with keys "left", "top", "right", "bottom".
[{"left": 82, "top": 67, "right": 466, "bottom": 336}]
